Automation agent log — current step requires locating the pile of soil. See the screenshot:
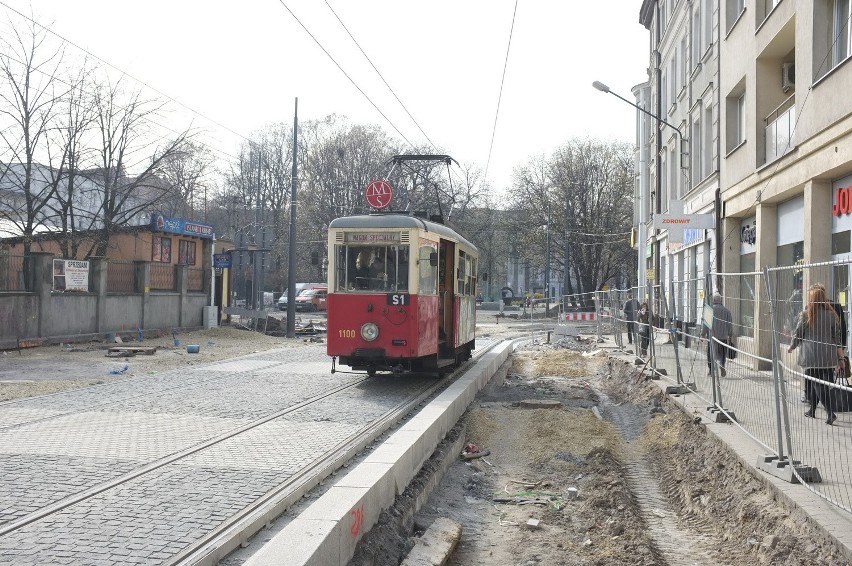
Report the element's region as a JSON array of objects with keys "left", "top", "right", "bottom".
[{"left": 349, "top": 339, "right": 851, "bottom": 566}]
